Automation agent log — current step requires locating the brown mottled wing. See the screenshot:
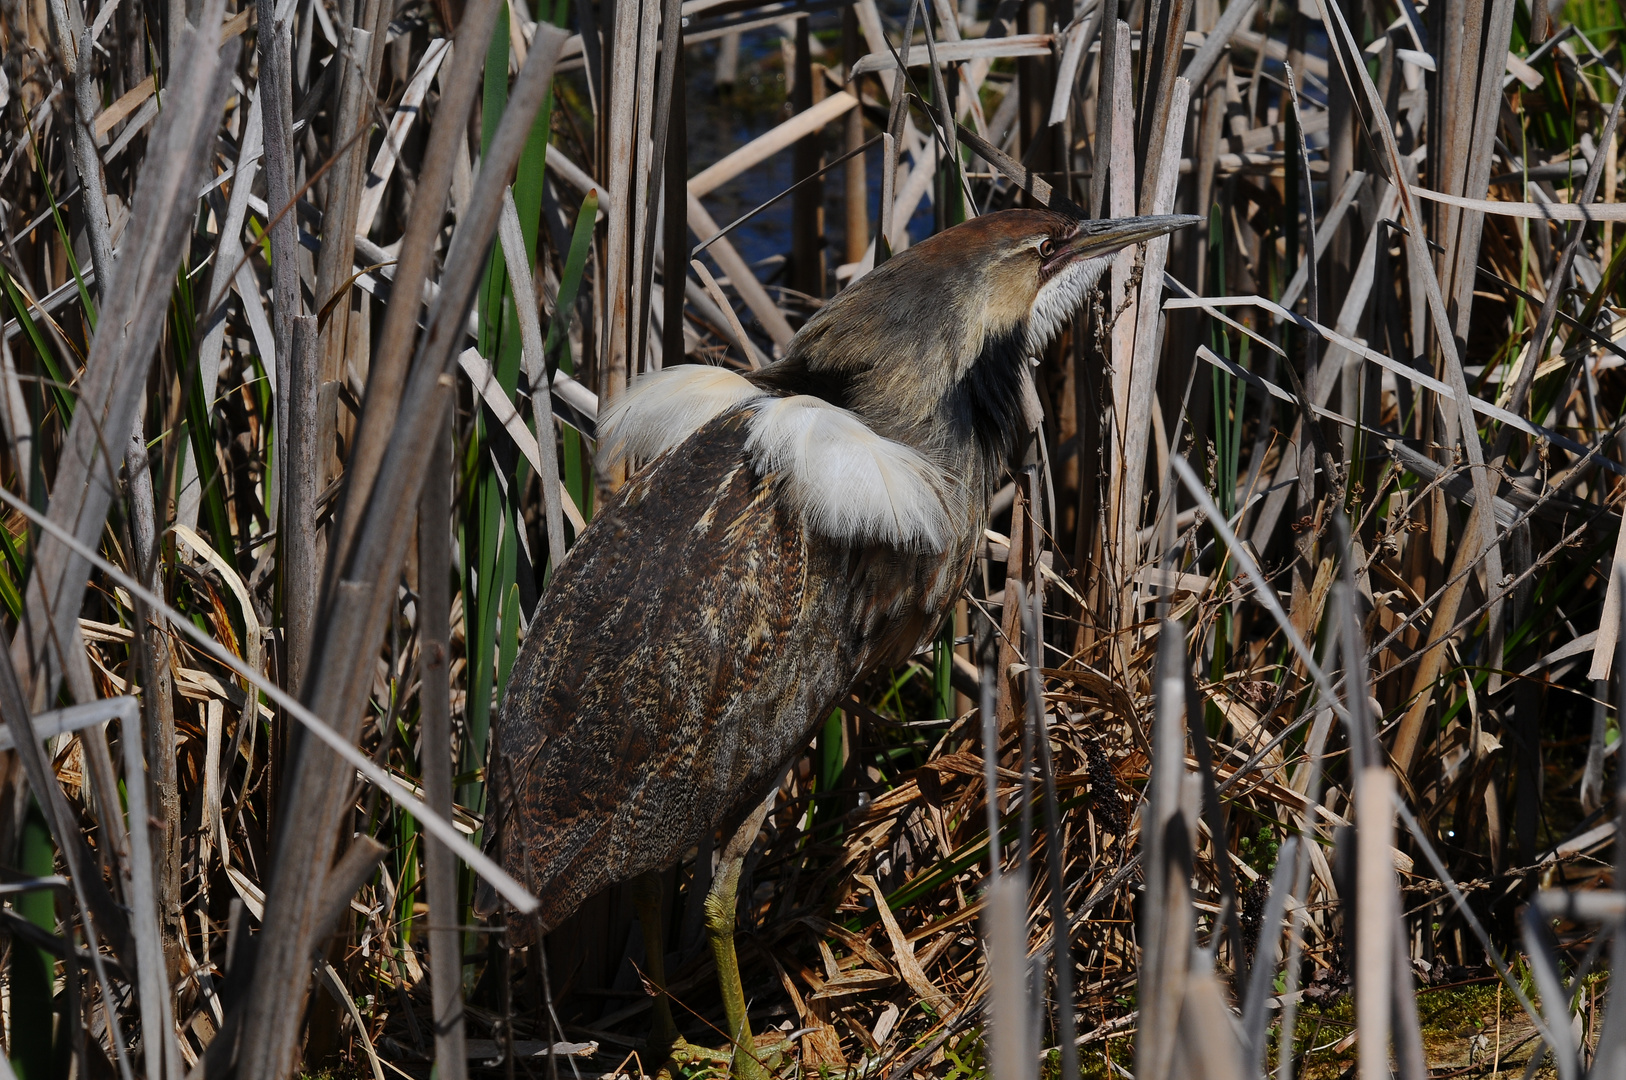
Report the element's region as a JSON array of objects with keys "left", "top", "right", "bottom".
[{"left": 481, "top": 410, "right": 968, "bottom": 939}]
